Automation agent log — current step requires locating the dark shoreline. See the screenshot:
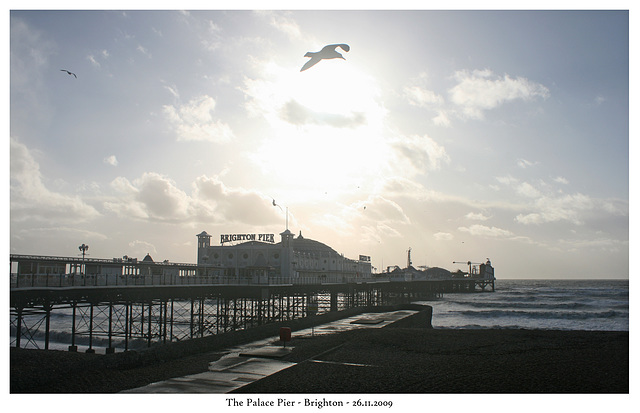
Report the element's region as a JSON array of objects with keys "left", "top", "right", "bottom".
[
  {"left": 234, "top": 328, "right": 629, "bottom": 393},
  {"left": 11, "top": 328, "right": 628, "bottom": 394},
  {"left": 10, "top": 305, "right": 628, "bottom": 393}
]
